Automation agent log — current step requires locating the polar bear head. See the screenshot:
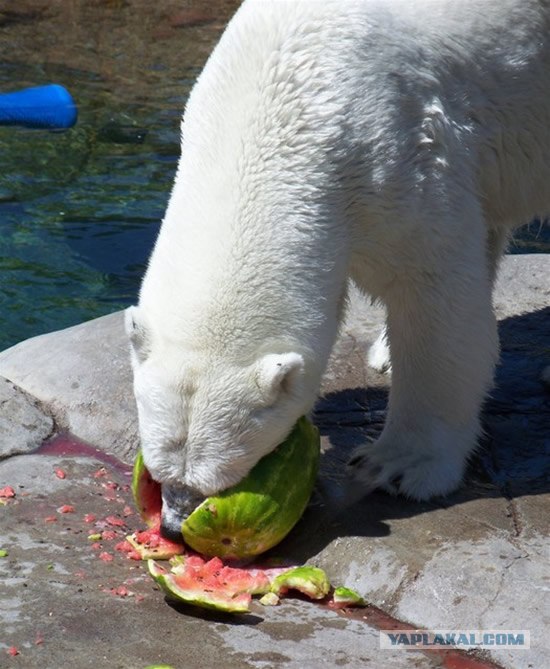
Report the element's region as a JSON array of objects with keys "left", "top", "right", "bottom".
[{"left": 125, "top": 306, "right": 310, "bottom": 533}]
